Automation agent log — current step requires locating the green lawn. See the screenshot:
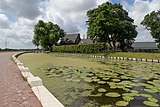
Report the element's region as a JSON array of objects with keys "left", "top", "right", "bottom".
[
  {"left": 53, "top": 52, "right": 160, "bottom": 60},
  {"left": 105, "top": 52, "right": 160, "bottom": 60}
]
